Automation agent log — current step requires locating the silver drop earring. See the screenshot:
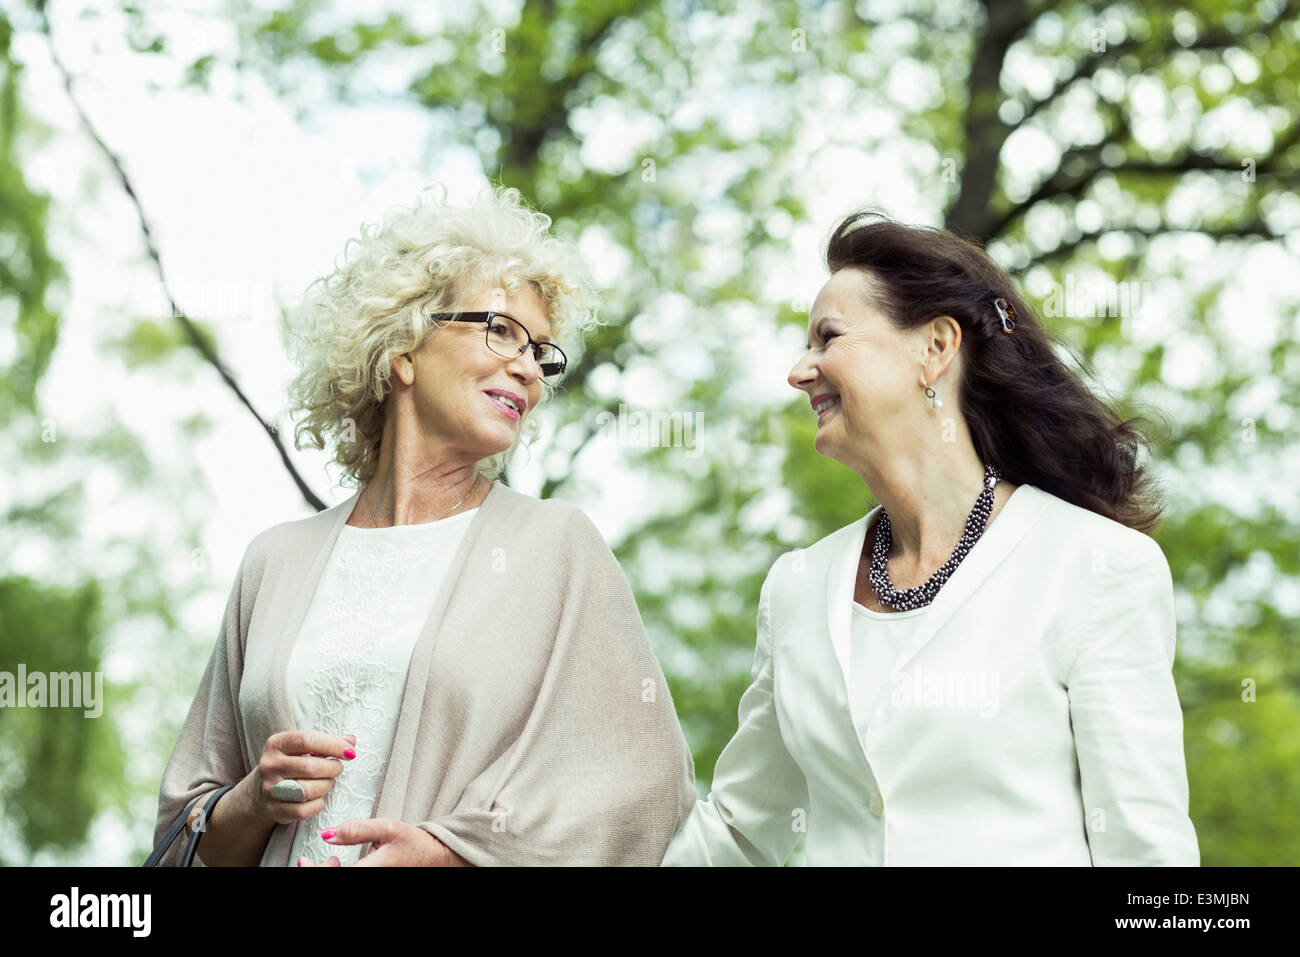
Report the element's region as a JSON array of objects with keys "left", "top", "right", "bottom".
[{"left": 921, "top": 367, "right": 943, "bottom": 410}]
